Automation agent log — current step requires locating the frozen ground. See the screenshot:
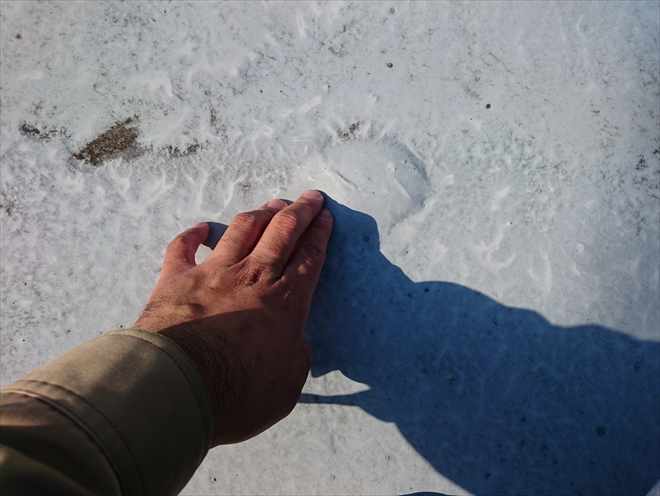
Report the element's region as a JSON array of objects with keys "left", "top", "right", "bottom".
[{"left": 1, "top": 1, "right": 659, "bottom": 494}]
